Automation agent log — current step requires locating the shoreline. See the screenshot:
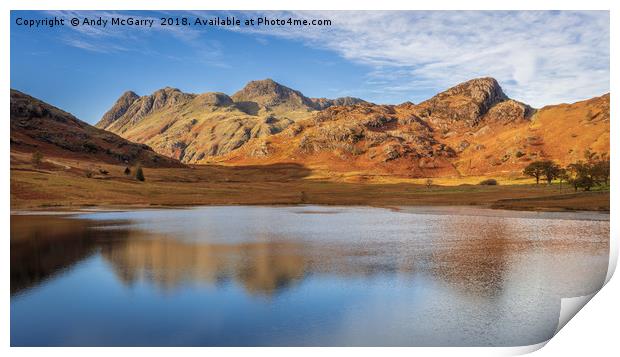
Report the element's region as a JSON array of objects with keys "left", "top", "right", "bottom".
[{"left": 10, "top": 200, "right": 611, "bottom": 217}]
